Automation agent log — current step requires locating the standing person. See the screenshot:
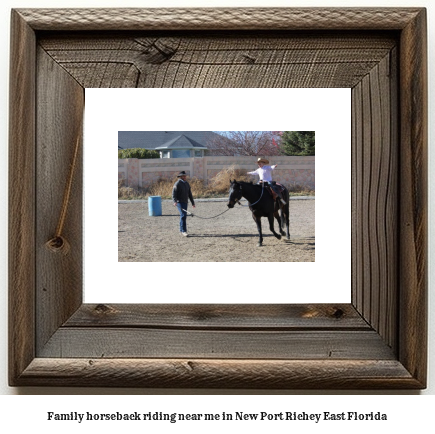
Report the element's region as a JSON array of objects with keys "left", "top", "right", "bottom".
[
  {"left": 247, "top": 157, "right": 286, "bottom": 205},
  {"left": 172, "top": 171, "right": 195, "bottom": 237}
]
